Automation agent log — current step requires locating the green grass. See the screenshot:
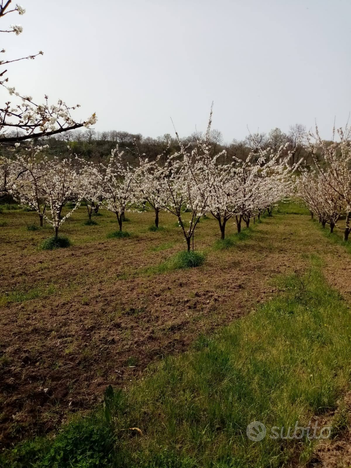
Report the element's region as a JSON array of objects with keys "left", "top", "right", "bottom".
[
  {"left": 83, "top": 219, "right": 98, "bottom": 226},
  {"left": 150, "top": 242, "right": 174, "bottom": 252},
  {"left": 213, "top": 224, "right": 258, "bottom": 250},
  {"left": 314, "top": 219, "right": 351, "bottom": 255},
  {"left": 5, "top": 258, "right": 351, "bottom": 467},
  {"left": 41, "top": 236, "right": 71, "bottom": 250},
  {"left": 214, "top": 237, "right": 235, "bottom": 250},
  {"left": 146, "top": 250, "right": 205, "bottom": 274},
  {"left": 0, "top": 203, "right": 22, "bottom": 211},
  {"left": 26, "top": 224, "right": 39, "bottom": 231},
  {"left": 277, "top": 199, "right": 310, "bottom": 215},
  {"left": 148, "top": 225, "right": 165, "bottom": 232},
  {"left": 0, "top": 284, "right": 56, "bottom": 307},
  {"left": 172, "top": 250, "right": 205, "bottom": 268},
  {"left": 107, "top": 230, "right": 131, "bottom": 239},
  {"left": 233, "top": 227, "right": 253, "bottom": 241}
]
